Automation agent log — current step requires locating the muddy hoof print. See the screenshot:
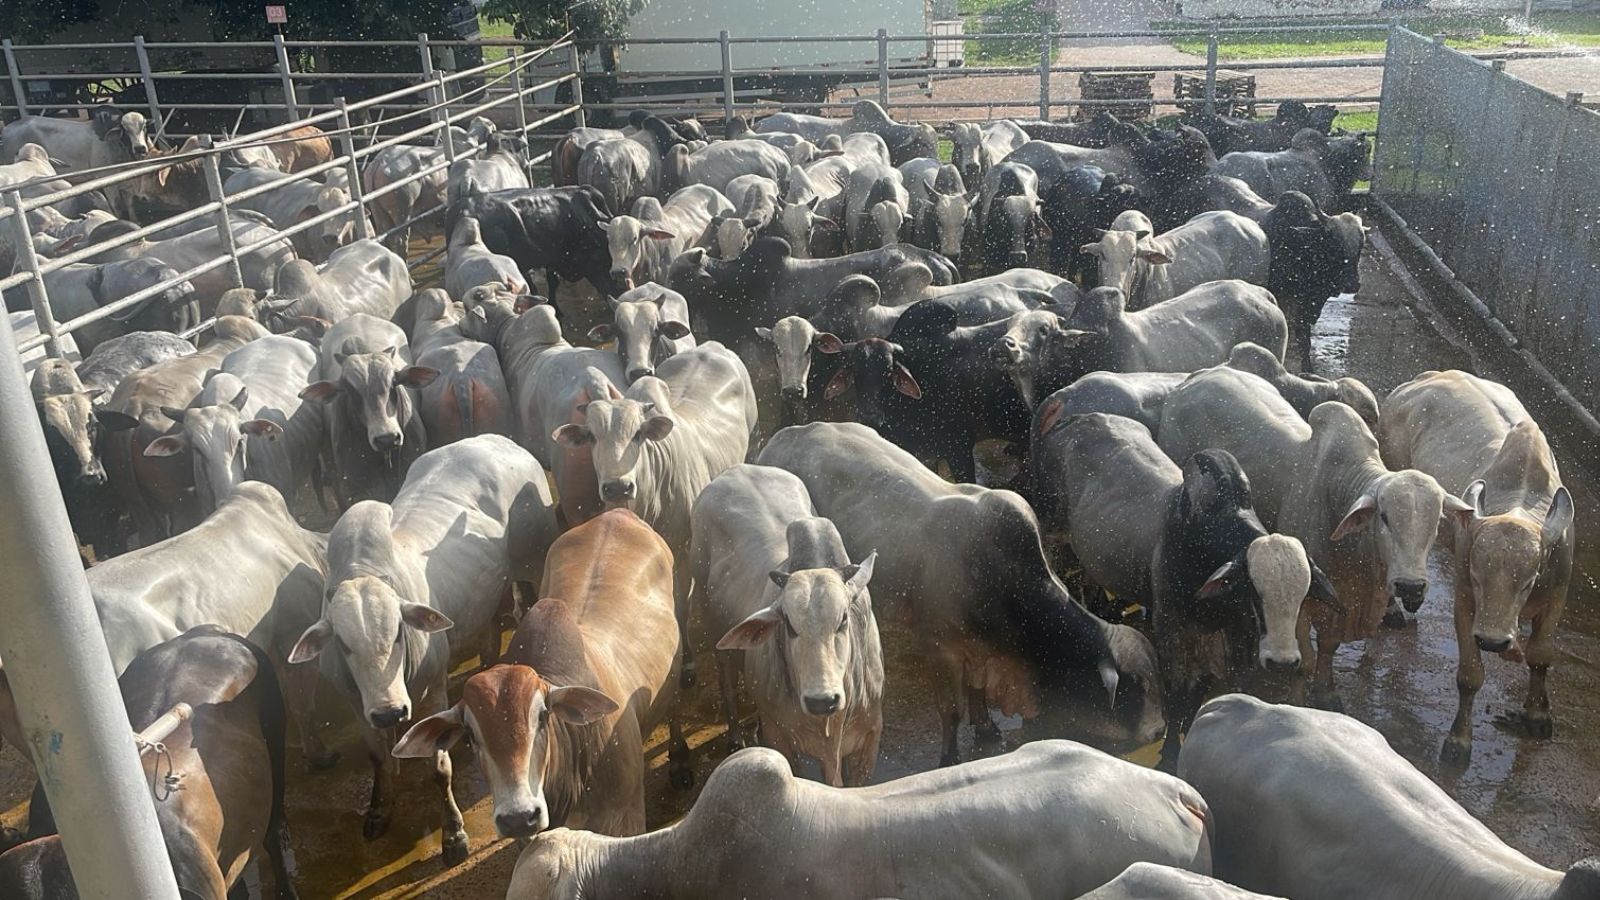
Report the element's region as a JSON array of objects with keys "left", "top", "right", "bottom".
[
  {"left": 1439, "top": 738, "right": 1472, "bottom": 766},
  {"left": 1381, "top": 608, "right": 1409, "bottom": 630},
  {"left": 441, "top": 831, "right": 470, "bottom": 867},
  {"left": 303, "top": 750, "right": 341, "bottom": 773},
  {"left": 363, "top": 811, "right": 392, "bottom": 841}
]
